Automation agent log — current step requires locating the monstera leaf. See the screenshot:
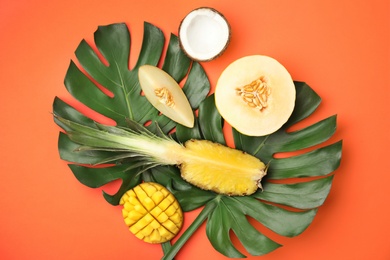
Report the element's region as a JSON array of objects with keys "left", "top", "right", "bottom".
[
  {"left": 161, "top": 86, "right": 342, "bottom": 259},
  {"left": 53, "top": 22, "right": 210, "bottom": 204},
  {"left": 53, "top": 22, "right": 342, "bottom": 259}
]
